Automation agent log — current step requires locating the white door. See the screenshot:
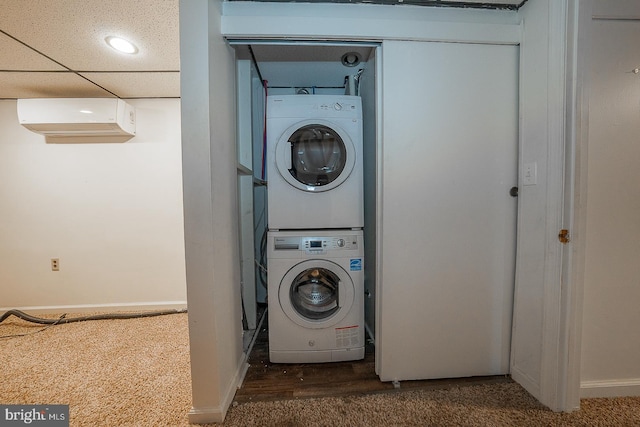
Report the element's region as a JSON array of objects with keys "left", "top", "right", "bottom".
[{"left": 377, "top": 40, "right": 519, "bottom": 381}]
